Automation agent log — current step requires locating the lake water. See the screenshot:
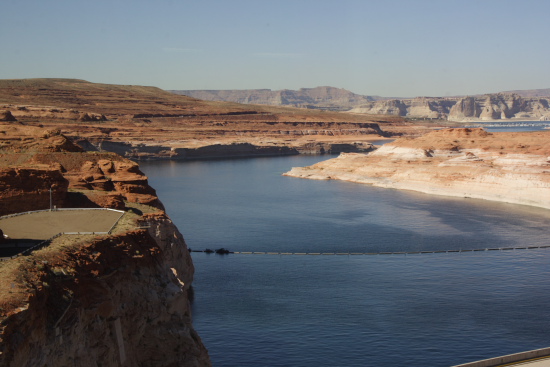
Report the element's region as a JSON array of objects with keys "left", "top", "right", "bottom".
[
  {"left": 140, "top": 147, "right": 550, "bottom": 366},
  {"left": 472, "top": 121, "right": 550, "bottom": 133}
]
